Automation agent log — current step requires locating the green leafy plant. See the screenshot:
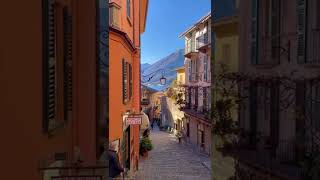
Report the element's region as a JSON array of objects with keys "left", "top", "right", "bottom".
[{"left": 140, "top": 137, "right": 153, "bottom": 153}]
